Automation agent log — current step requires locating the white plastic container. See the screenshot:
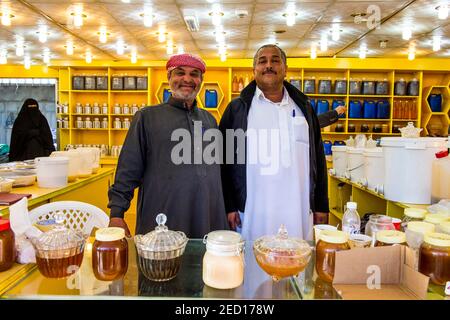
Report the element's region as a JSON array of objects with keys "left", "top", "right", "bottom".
[
  {"left": 35, "top": 157, "right": 69, "bottom": 188},
  {"left": 67, "top": 149, "right": 92, "bottom": 178},
  {"left": 380, "top": 137, "right": 447, "bottom": 204},
  {"left": 431, "top": 141, "right": 450, "bottom": 203},
  {"left": 76, "top": 147, "right": 100, "bottom": 174},
  {"left": 50, "top": 151, "right": 82, "bottom": 182},
  {"left": 346, "top": 147, "right": 364, "bottom": 183},
  {"left": 363, "top": 147, "right": 384, "bottom": 191},
  {"left": 331, "top": 145, "right": 347, "bottom": 178}
]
